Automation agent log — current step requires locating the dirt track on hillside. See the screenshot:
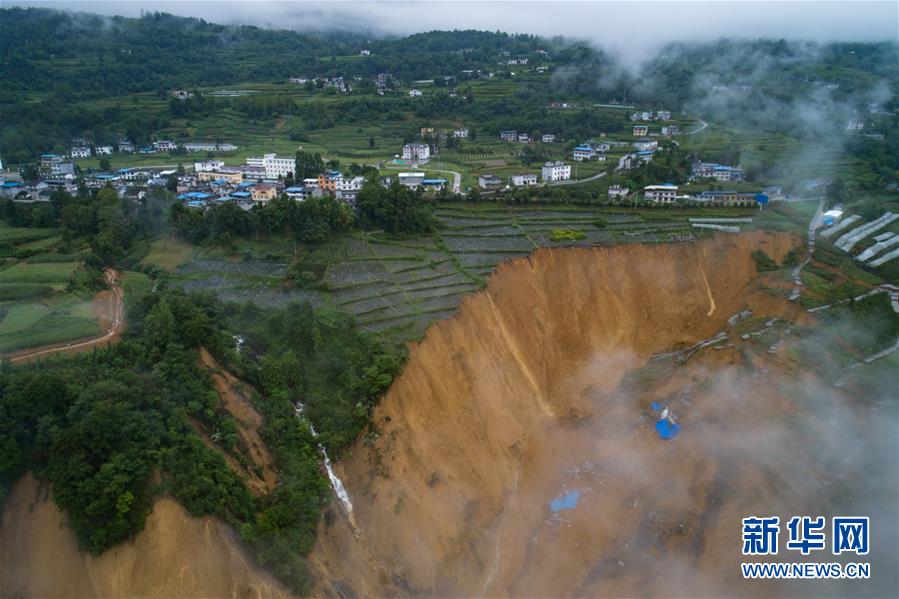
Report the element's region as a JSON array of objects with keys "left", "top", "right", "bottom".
[{"left": 7, "top": 268, "right": 125, "bottom": 363}]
